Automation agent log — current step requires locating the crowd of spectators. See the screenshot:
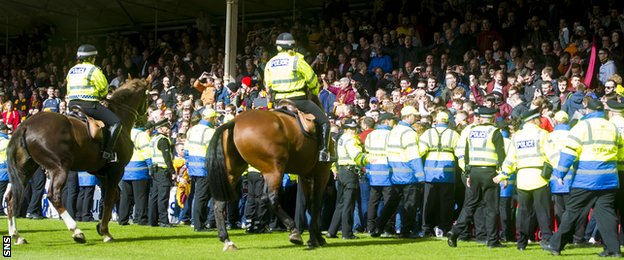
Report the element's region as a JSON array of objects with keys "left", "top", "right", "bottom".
[{"left": 3, "top": 0, "right": 624, "bottom": 238}]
